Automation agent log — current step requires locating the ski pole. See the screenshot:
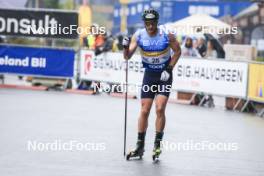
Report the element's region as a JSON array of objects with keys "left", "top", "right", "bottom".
[{"left": 123, "top": 58, "right": 128, "bottom": 157}]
